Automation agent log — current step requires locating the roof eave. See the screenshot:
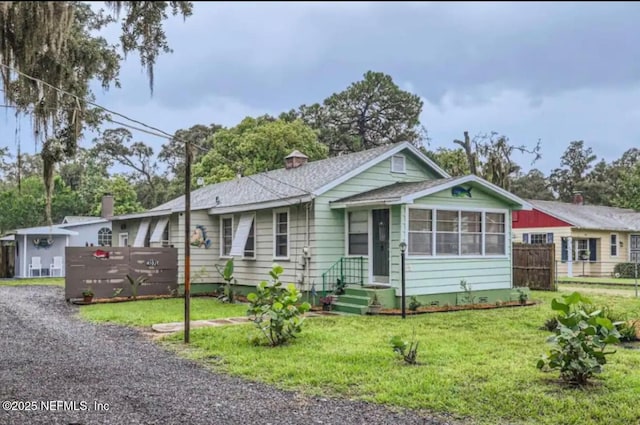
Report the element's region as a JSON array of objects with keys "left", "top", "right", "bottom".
[
  {"left": 330, "top": 198, "right": 401, "bottom": 209},
  {"left": 400, "top": 175, "right": 533, "bottom": 210},
  {"left": 208, "top": 195, "right": 314, "bottom": 215},
  {"left": 111, "top": 209, "right": 173, "bottom": 221}
]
